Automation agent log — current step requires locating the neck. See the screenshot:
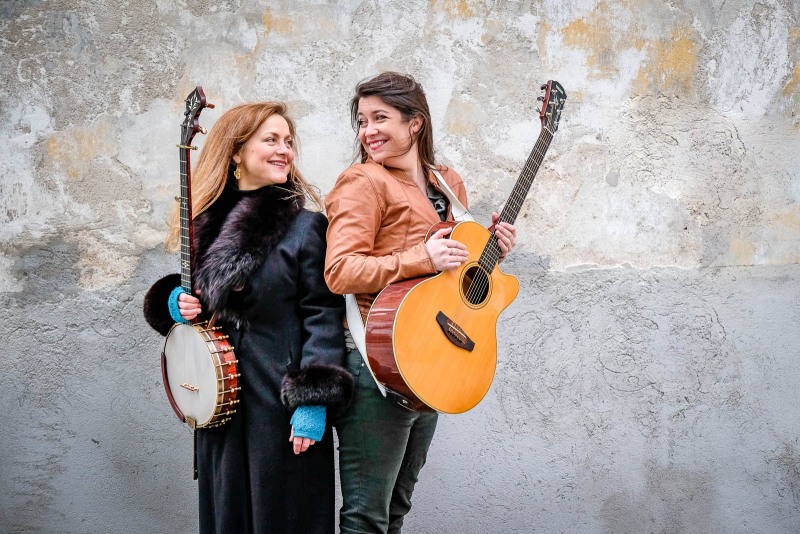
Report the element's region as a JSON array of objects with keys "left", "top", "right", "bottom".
[{"left": 384, "top": 150, "right": 426, "bottom": 190}]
